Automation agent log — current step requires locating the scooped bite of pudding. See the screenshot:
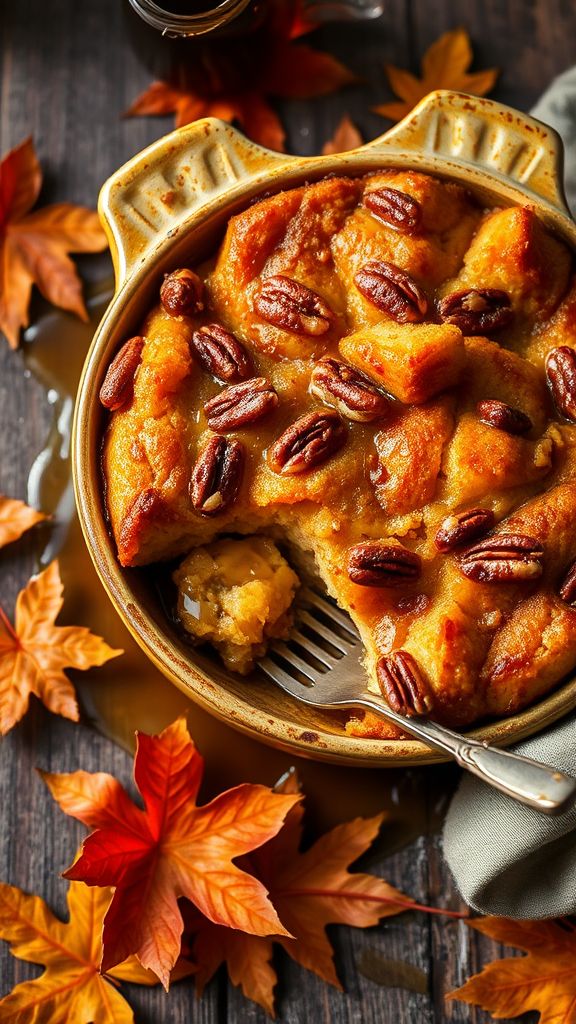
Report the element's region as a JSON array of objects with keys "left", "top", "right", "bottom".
[
  {"left": 173, "top": 536, "right": 299, "bottom": 674},
  {"left": 100, "top": 169, "right": 576, "bottom": 738}
]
